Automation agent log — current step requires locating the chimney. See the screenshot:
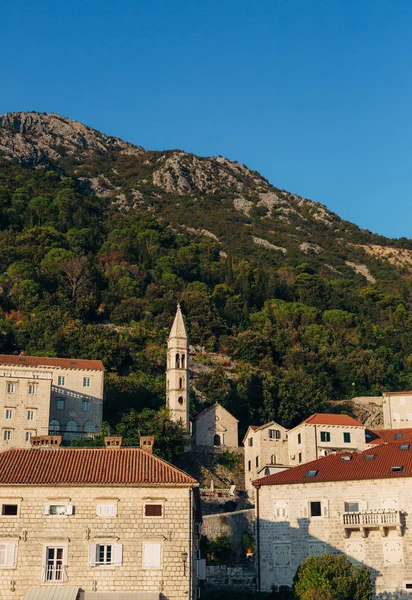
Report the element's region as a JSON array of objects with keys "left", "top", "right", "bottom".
[
  {"left": 31, "top": 435, "right": 62, "bottom": 448},
  {"left": 140, "top": 436, "right": 154, "bottom": 454},
  {"left": 104, "top": 436, "right": 122, "bottom": 448}
]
